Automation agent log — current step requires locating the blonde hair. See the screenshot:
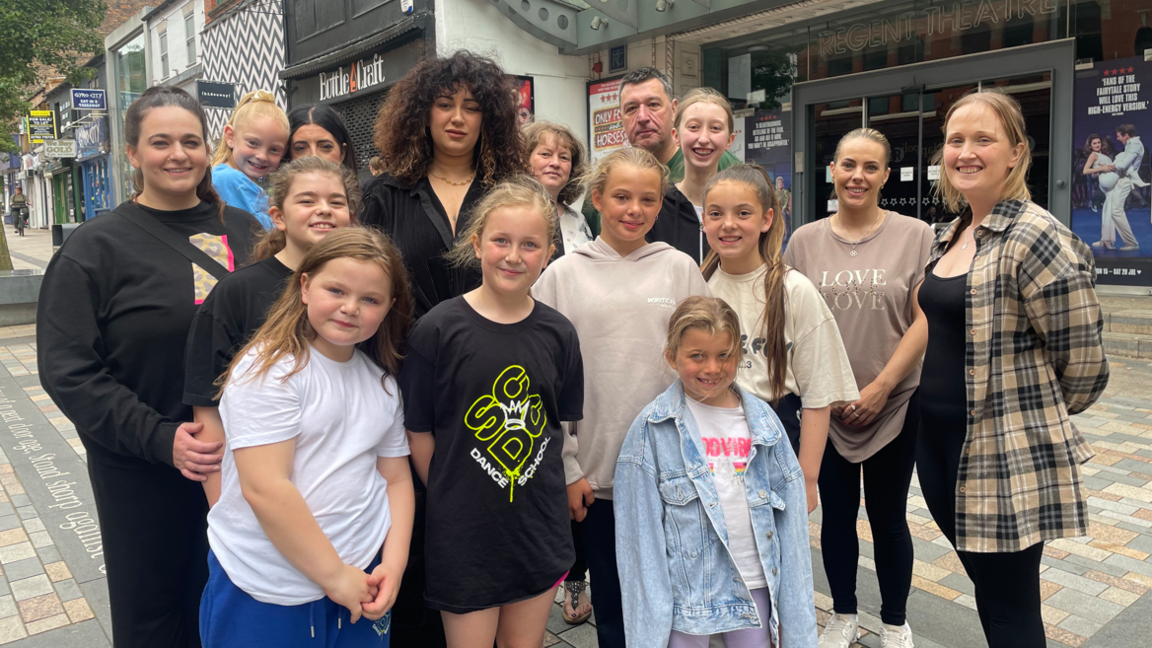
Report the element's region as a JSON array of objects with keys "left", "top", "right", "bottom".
[
  {"left": 700, "top": 164, "right": 787, "bottom": 405},
  {"left": 932, "top": 90, "right": 1032, "bottom": 212},
  {"left": 665, "top": 296, "right": 744, "bottom": 366},
  {"left": 252, "top": 157, "right": 362, "bottom": 261},
  {"left": 674, "top": 87, "right": 735, "bottom": 134},
  {"left": 522, "top": 121, "right": 588, "bottom": 206},
  {"left": 219, "top": 227, "right": 413, "bottom": 397},
  {"left": 212, "top": 90, "right": 290, "bottom": 168},
  {"left": 447, "top": 174, "right": 558, "bottom": 268},
  {"left": 581, "top": 147, "right": 669, "bottom": 205}
]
